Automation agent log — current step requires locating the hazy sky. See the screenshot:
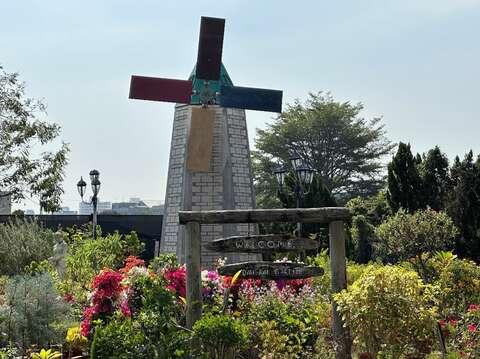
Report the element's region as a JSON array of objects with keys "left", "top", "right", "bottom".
[{"left": 1, "top": 0, "right": 480, "bottom": 212}]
